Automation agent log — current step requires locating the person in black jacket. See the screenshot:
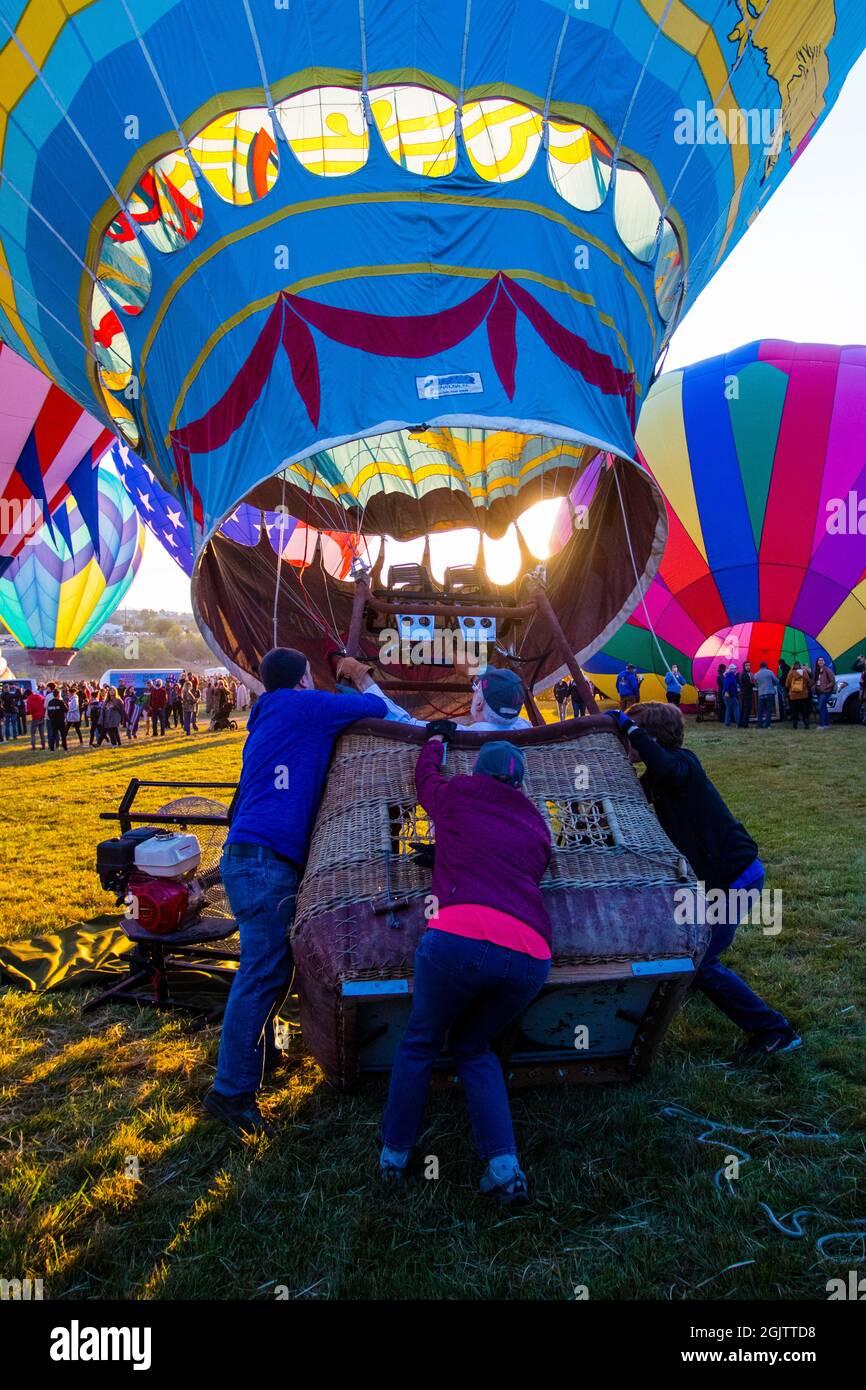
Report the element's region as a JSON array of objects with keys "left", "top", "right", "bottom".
[
  {"left": 715, "top": 663, "right": 726, "bottom": 722},
  {"left": 609, "top": 701, "right": 801, "bottom": 1060},
  {"left": 737, "top": 662, "right": 755, "bottom": 728},
  {"left": 553, "top": 678, "right": 570, "bottom": 720},
  {"left": 45, "top": 683, "right": 69, "bottom": 751}
]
